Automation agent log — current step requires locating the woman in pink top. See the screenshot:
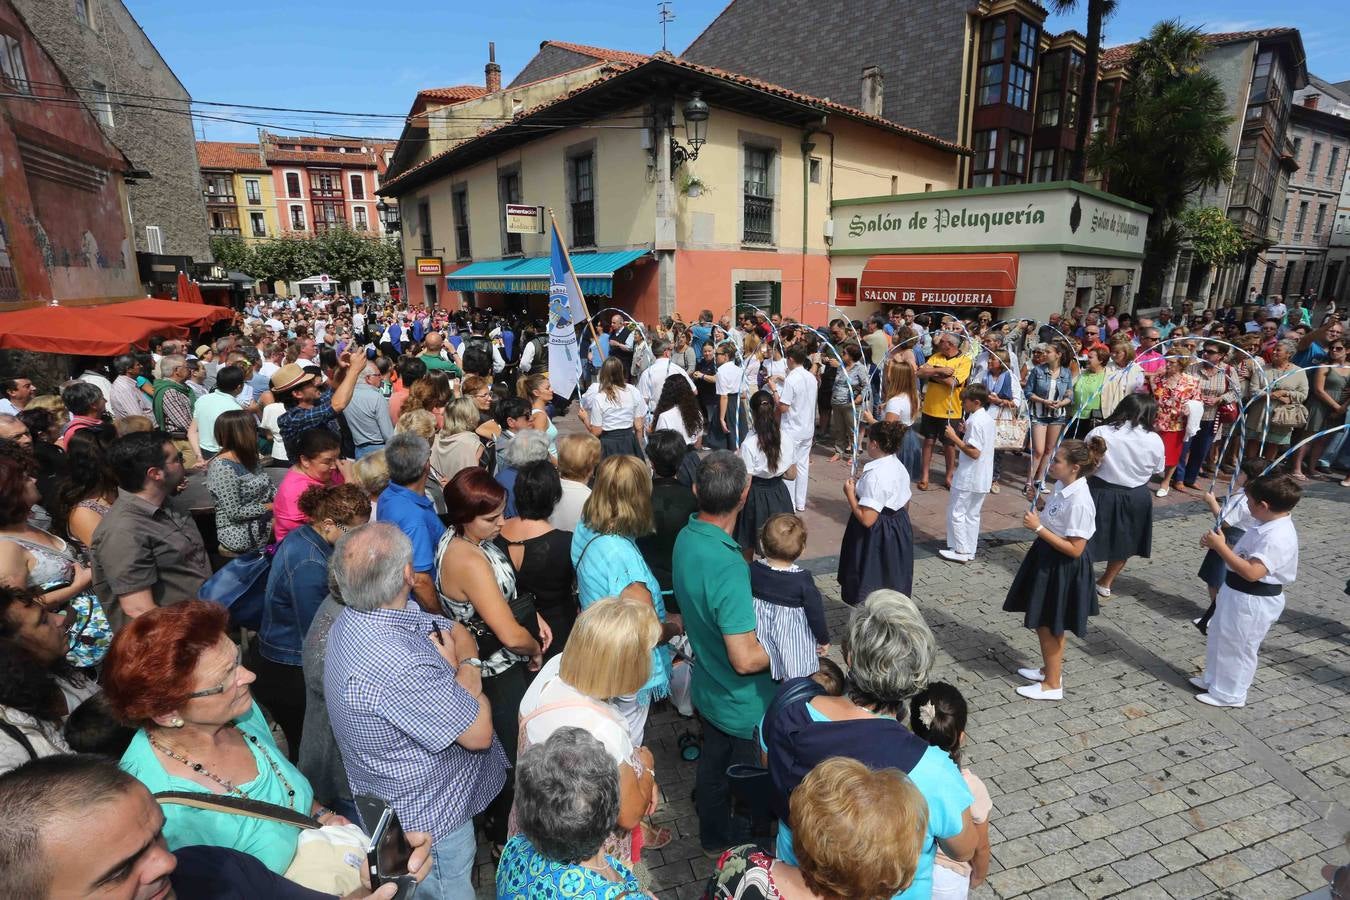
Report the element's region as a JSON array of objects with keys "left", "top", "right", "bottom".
[{"left": 272, "top": 427, "right": 344, "bottom": 543}]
